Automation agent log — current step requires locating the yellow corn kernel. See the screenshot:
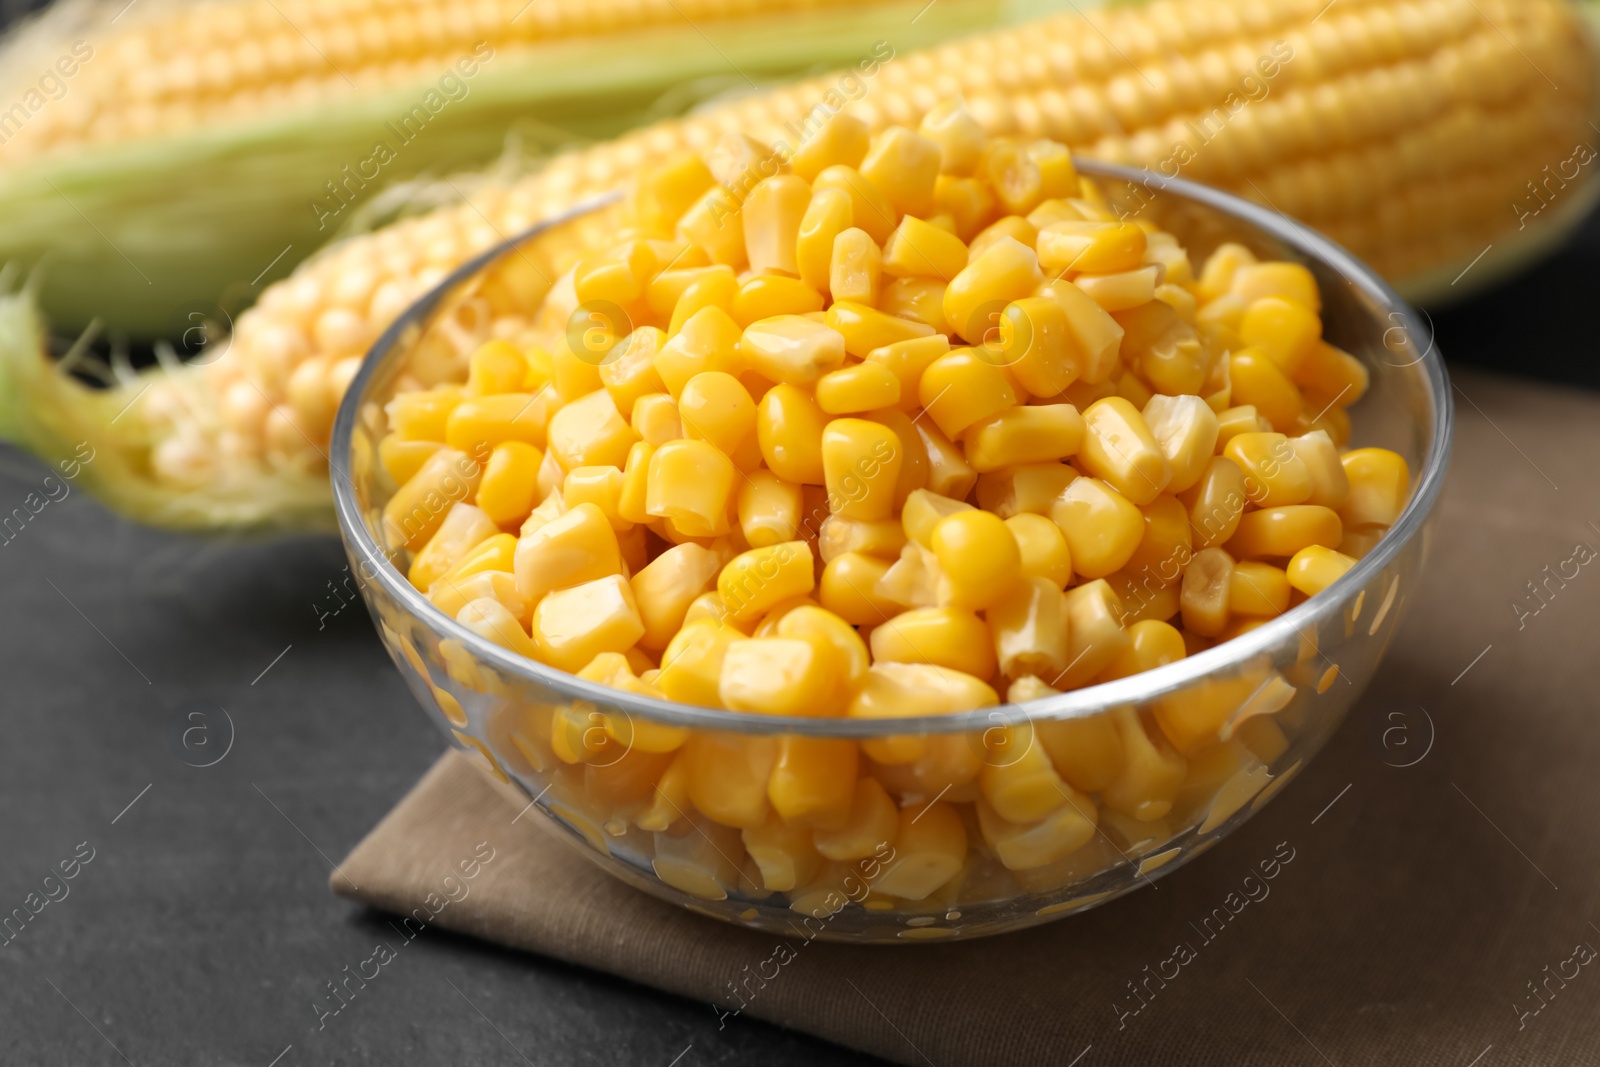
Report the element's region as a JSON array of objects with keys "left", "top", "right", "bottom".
[
  {"left": 741, "top": 174, "right": 811, "bottom": 277},
  {"left": 975, "top": 723, "right": 1075, "bottom": 825},
  {"left": 719, "top": 636, "right": 837, "bottom": 716},
  {"left": 918, "top": 349, "right": 1018, "bottom": 438},
  {"left": 1124, "top": 493, "right": 1194, "bottom": 585},
  {"left": 968, "top": 215, "right": 1037, "bottom": 261},
  {"left": 731, "top": 470, "right": 799, "bottom": 548},
  {"left": 1142, "top": 394, "right": 1220, "bottom": 494},
  {"left": 631, "top": 151, "right": 714, "bottom": 236},
  {"left": 1297, "top": 341, "right": 1370, "bottom": 407},
  {"left": 977, "top": 790, "right": 1098, "bottom": 873},
  {"left": 944, "top": 236, "right": 1043, "bottom": 344},
  {"left": 379, "top": 437, "right": 443, "bottom": 487},
  {"left": 657, "top": 618, "right": 743, "bottom": 708},
  {"left": 1179, "top": 546, "right": 1233, "bottom": 638},
  {"left": 1198, "top": 244, "right": 1257, "bottom": 302},
  {"left": 1099, "top": 619, "right": 1185, "bottom": 682},
  {"left": 861, "top": 335, "right": 948, "bottom": 413},
  {"left": 586, "top": 743, "right": 677, "bottom": 811},
  {"left": 382, "top": 448, "right": 484, "bottom": 553},
  {"left": 859, "top": 126, "right": 941, "bottom": 218},
  {"left": 1034, "top": 279, "right": 1125, "bottom": 385},
  {"left": 1340, "top": 448, "right": 1411, "bottom": 528},
  {"left": 657, "top": 303, "right": 742, "bottom": 394},
  {"left": 545, "top": 389, "right": 638, "bottom": 473},
  {"left": 911, "top": 98, "right": 983, "bottom": 176},
  {"left": 1229, "top": 561, "right": 1292, "bottom": 617},
  {"left": 409, "top": 503, "right": 499, "bottom": 593},
  {"left": 732, "top": 275, "right": 824, "bottom": 329},
  {"left": 441, "top": 532, "right": 518, "bottom": 585},
  {"left": 645, "top": 438, "right": 736, "bottom": 538},
  {"left": 1228, "top": 505, "right": 1343, "bottom": 561},
  {"left": 718, "top": 541, "right": 817, "bottom": 629},
  {"left": 629, "top": 543, "right": 722, "bottom": 650},
  {"left": 631, "top": 393, "right": 682, "bottom": 447},
  {"left": 1075, "top": 266, "right": 1160, "bottom": 313},
  {"left": 444, "top": 391, "right": 558, "bottom": 457},
  {"left": 513, "top": 502, "right": 623, "bottom": 604},
  {"left": 977, "top": 463, "right": 1076, "bottom": 519},
  {"left": 881, "top": 215, "right": 967, "bottom": 280},
  {"left": 455, "top": 597, "right": 539, "bottom": 661},
  {"left": 876, "top": 541, "right": 940, "bottom": 610},
  {"left": 913, "top": 421, "right": 975, "bottom": 500},
  {"left": 1029, "top": 140, "right": 1079, "bottom": 200},
  {"left": 685, "top": 732, "right": 777, "bottom": 829},
  {"left": 816, "top": 362, "right": 901, "bottom": 415},
  {"left": 1048, "top": 476, "right": 1142, "bottom": 580},
  {"left": 740, "top": 315, "right": 848, "bottom": 386},
  {"left": 868, "top": 607, "right": 994, "bottom": 679},
  {"left": 1180, "top": 456, "right": 1249, "bottom": 549},
  {"left": 388, "top": 387, "right": 462, "bottom": 442},
  {"left": 632, "top": 750, "right": 692, "bottom": 832},
  {"left": 813, "top": 777, "right": 897, "bottom": 860},
  {"left": 873, "top": 802, "right": 966, "bottom": 901},
  {"left": 562, "top": 465, "right": 629, "bottom": 531},
  {"left": 1076, "top": 397, "right": 1171, "bottom": 506},
  {"left": 935, "top": 175, "right": 999, "bottom": 241},
  {"left": 550, "top": 703, "right": 616, "bottom": 765},
  {"left": 775, "top": 604, "right": 869, "bottom": 691},
  {"left": 1103, "top": 708, "right": 1187, "bottom": 821},
  {"left": 1006, "top": 513, "right": 1072, "bottom": 588},
  {"left": 819, "top": 552, "right": 898, "bottom": 624},
  {"left": 930, "top": 509, "right": 1023, "bottom": 611},
  {"left": 431, "top": 570, "right": 529, "bottom": 628},
  {"left": 984, "top": 296, "right": 1074, "bottom": 399},
  {"left": 1230, "top": 348, "right": 1304, "bottom": 432},
  {"left": 1287, "top": 544, "right": 1357, "bottom": 597},
  {"left": 1215, "top": 404, "right": 1270, "bottom": 448},
  {"left": 980, "top": 139, "right": 1044, "bottom": 216},
  {"left": 676, "top": 187, "right": 747, "bottom": 268},
  {"left": 1286, "top": 430, "right": 1349, "bottom": 509},
  {"left": 878, "top": 277, "right": 950, "bottom": 336},
  {"left": 647, "top": 265, "right": 731, "bottom": 319},
  {"left": 1240, "top": 297, "right": 1320, "bottom": 378},
  {"left": 616, "top": 441, "right": 654, "bottom": 526},
  {"left": 1107, "top": 566, "right": 1180, "bottom": 628},
  {"left": 1113, "top": 367, "right": 1155, "bottom": 410},
  {"left": 652, "top": 815, "right": 744, "bottom": 898},
  {"left": 740, "top": 814, "right": 823, "bottom": 892},
  {"left": 821, "top": 418, "right": 903, "bottom": 521},
  {"left": 849, "top": 662, "right": 998, "bottom": 724},
  {"left": 532, "top": 458, "right": 568, "bottom": 522},
  {"left": 963, "top": 404, "right": 1084, "bottom": 474},
  {"left": 795, "top": 187, "right": 854, "bottom": 296},
  {"left": 1225, "top": 432, "right": 1314, "bottom": 508},
  {"left": 531, "top": 574, "right": 645, "bottom": 673},
  {"left": 812, "top": 164, "right": 897, "bottom": 244},
  {"left": 832, "top": 227, "right": 883, "bottom": 307},
  {"left": 1054, "top": 579, "right": 1132, "bottom": 688},
  {"left": 1035, "top": 707, "right": 1124, "bottom": 794},
  {"left": 898, "top": 488, "right": 970, "bottom": 549},
  {"left": 988, "top": 576, "right": 1071, "bottom": 679},
  {"left": 550, "top": 334, "right": 609, "bottom": 404},
  {"left": 788, "top": 112, "right": 871, "bottom": 183},
  {"left": 1233, "top": 262, "right": 1320, "bottom": 312},
  {"left": 762, "top": 737, "right": 858, "bottom": 831},
  {"left": 596, "top": 328, "right": 668, "bottom": 417},
  {"left": 826, "top": 301, "right": 935, "bottom": 359},
  {"left": 744, "top": 391, "right": 826, "bottom": 491},
  {"left": 466, "top": 340, "right": 528, "bottom": 397},
  {"left": 1037, "top": 221, "right": 1147, "bottom": 275},
  {"left": 677, "top": 371, "right": 756, "bottom": 461}
]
